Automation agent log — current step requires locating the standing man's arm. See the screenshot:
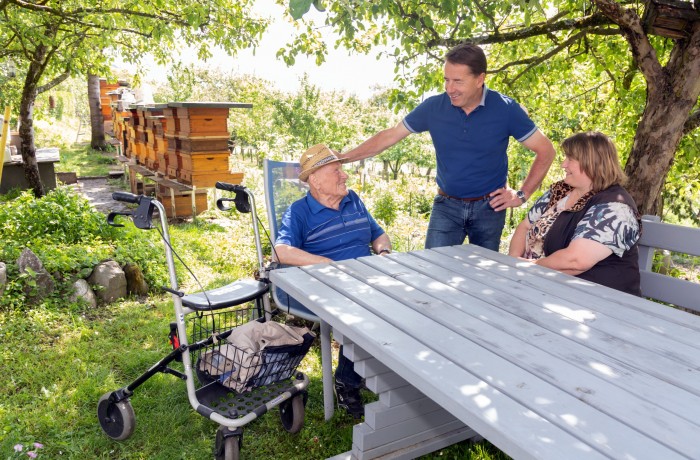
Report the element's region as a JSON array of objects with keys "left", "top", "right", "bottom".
[
  {"left": 340, "top": 122, "right": 412, "bottom": 163},
  {"left": 489, "top": 129, "right": 556, "bottom": 212}
]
